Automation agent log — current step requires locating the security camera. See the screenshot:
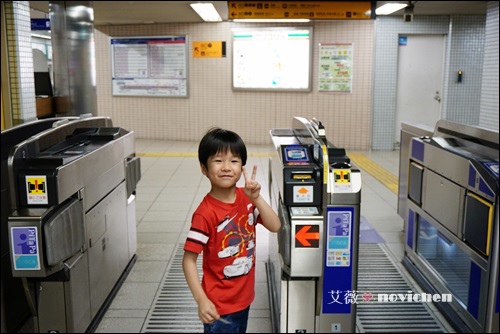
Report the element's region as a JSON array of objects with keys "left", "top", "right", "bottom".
[
  {"left": 404, "top": 2, "right": 414, "bottom": 22},
  {"left": 403, "top": 13, "right": 413, "bottom": 22}
]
